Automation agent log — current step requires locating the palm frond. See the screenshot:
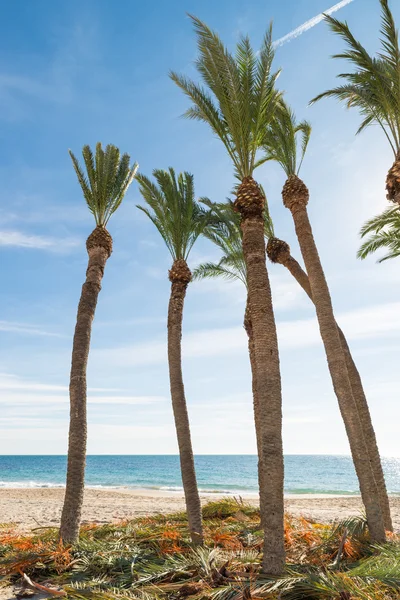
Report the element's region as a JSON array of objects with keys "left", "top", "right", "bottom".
[
  {"left": 170, "top": 17, "right": 281, "bottom": 179},
  {"left": 136, "top": 169, "right": 210, "bottom": 262},
  {"left": 192, "top": 262, "right": 244, "bottom": 285},
  {"left": 69, "top": 143, "right": 138, "bottom": 227},
  {"left": 262, "top": 99, "right": 311, "bottom": 176},
  {"left": 358, "top": 206, "right": 400, "bottom": 262},
  {"left": 196, "top": 192, "right": 275, "bottom": 288},
  {"left": 311, "top": 3, "right": 400, "bottom": 155}
]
